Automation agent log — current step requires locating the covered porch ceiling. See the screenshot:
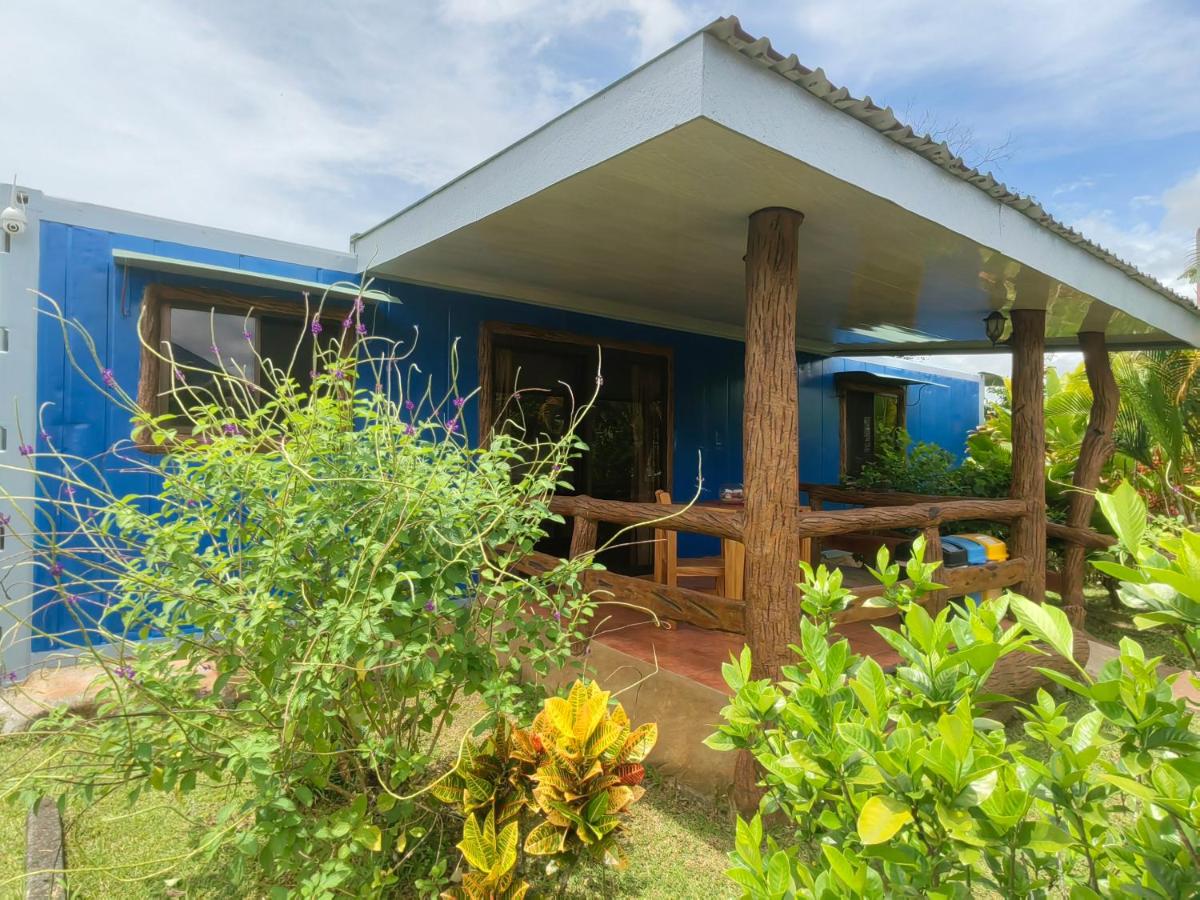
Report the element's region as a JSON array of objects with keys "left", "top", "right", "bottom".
[{"left": 353, "top": 18, "right": 1200, "bottom": 355}]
